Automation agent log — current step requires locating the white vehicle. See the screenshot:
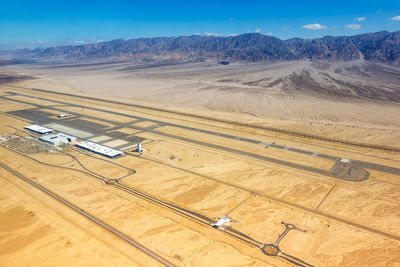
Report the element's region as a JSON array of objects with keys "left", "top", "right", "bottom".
[{"left": 57, "top": 113, "right": 71, "bottom": 118}]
